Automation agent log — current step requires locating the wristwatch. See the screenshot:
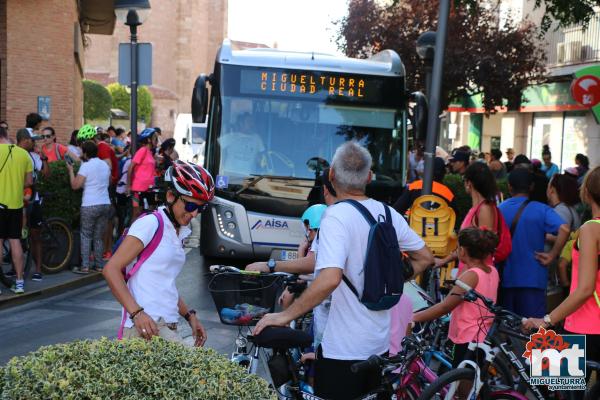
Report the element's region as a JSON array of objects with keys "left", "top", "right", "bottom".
[
  {"left": 543, "top": 314, "right": 553, "bottom": 327},
  {"left": 267, "top": 258, "right": 276, "bottom": 273},
  {"left": 184, "top": 309, "right": 196, "bottom": 322}
]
